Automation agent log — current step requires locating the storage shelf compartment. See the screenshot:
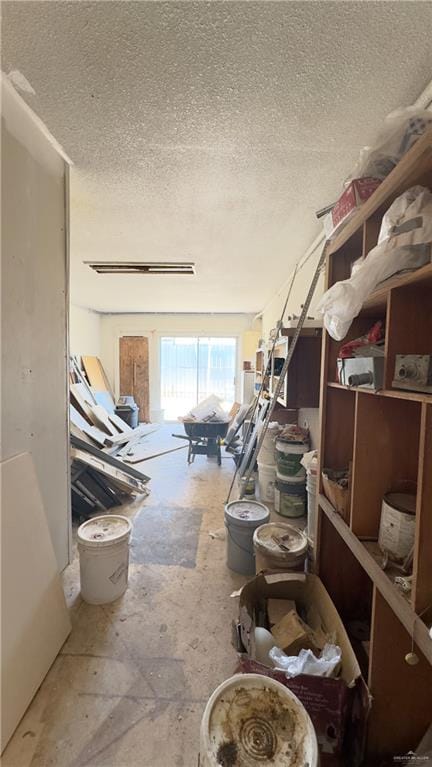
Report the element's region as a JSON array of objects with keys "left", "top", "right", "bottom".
[
  {"left": 326, "top": 312, "right": 386, "bottom": 385},
  {"left": 367, "top": 588, "right": 432, "bottom": 759},
  {"left": 318, "top": 493, "right": 432, "bottom": 666},
  {"left": 321, "top": 385, "right": 356, "bottom": 473},
  {"left": 350, "top": 392, "right": 421, "bottom": 539},
  {"left": 318, "top": 508, "right": 373, "bottom": 680}
]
